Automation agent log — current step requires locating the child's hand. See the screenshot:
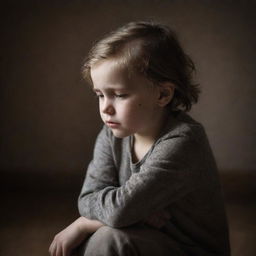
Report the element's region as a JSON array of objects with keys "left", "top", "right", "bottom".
[
  {"left": 49, "top": 217, "right": 90, "bottom": 256},
  {"left": 144, "top": 210, "right": 171, "bottom": 229}
]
